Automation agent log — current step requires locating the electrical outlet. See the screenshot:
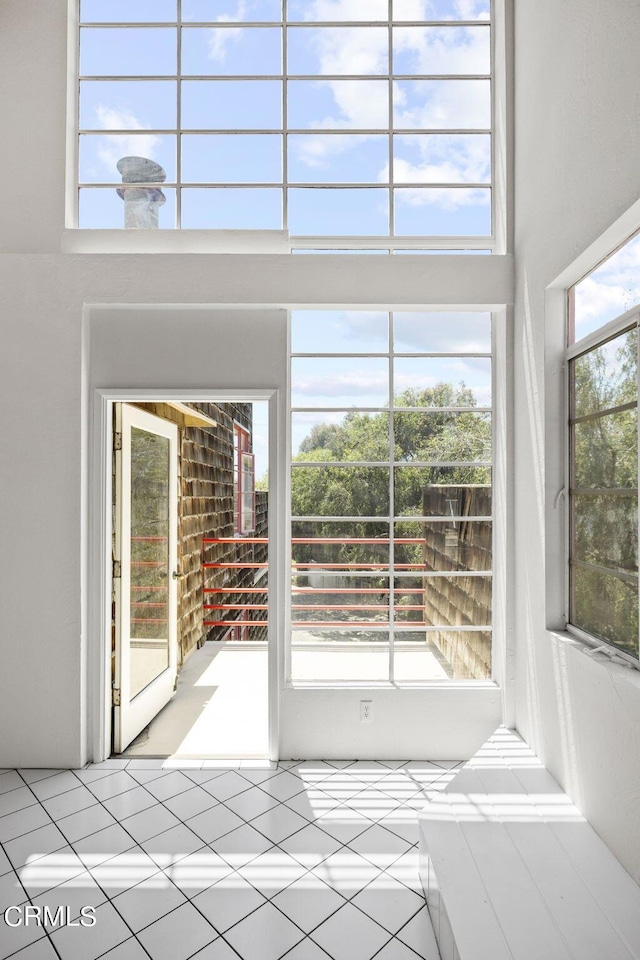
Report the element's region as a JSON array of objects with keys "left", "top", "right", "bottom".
[{"left": 360, "top": 700, "right": 373, "bottom": 722}]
